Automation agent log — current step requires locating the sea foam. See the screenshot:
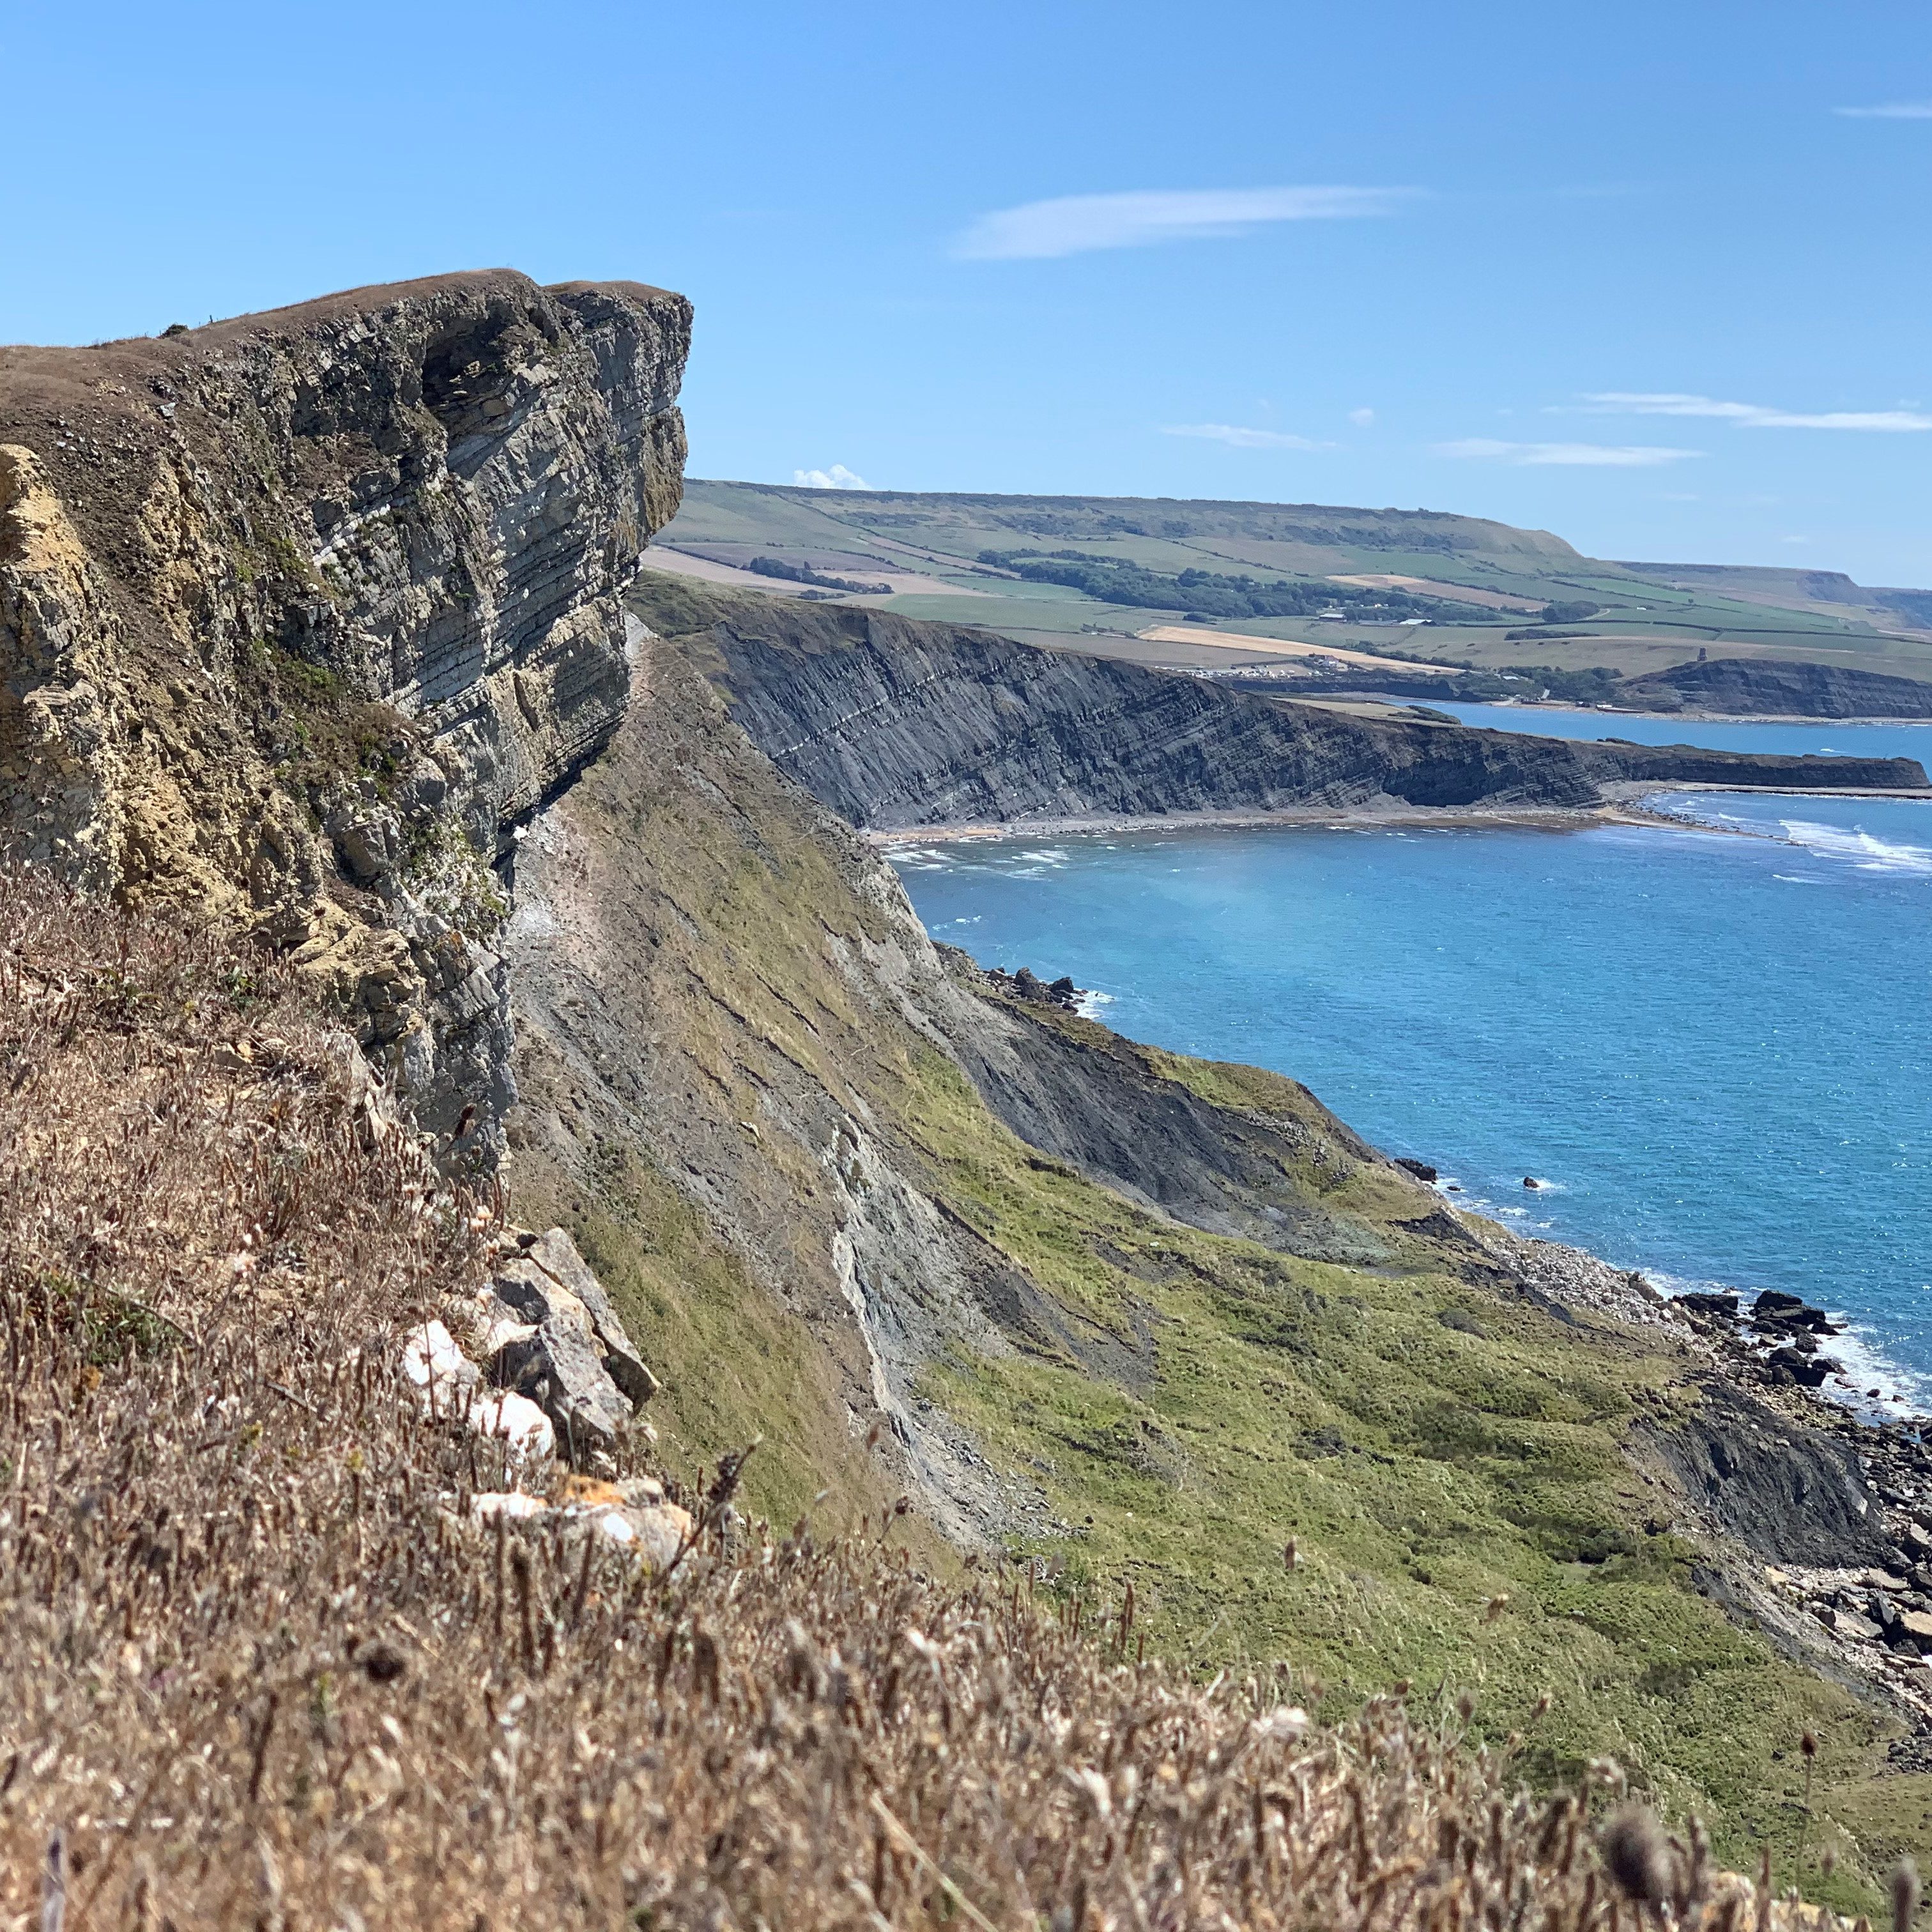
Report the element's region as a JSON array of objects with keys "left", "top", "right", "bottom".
[{"left": 1777, "top": 819, "right": 1932, "bottom": 876}]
